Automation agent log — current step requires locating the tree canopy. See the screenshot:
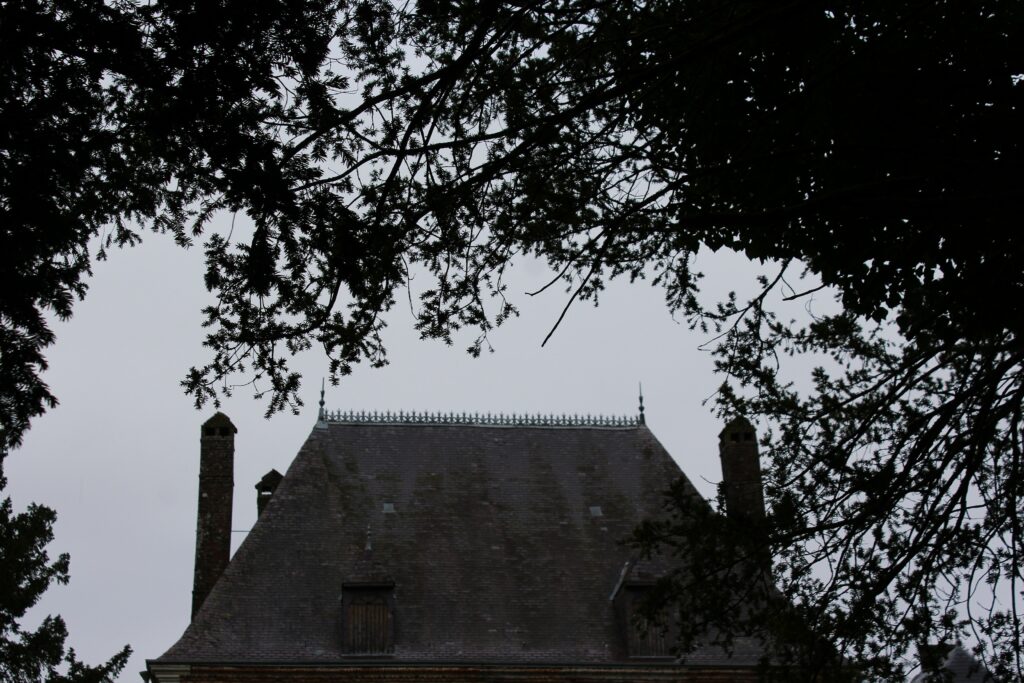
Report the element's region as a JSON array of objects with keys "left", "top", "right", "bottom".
[{"left": 2, "top": 0, "right": 1022, "bottom": 679}]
